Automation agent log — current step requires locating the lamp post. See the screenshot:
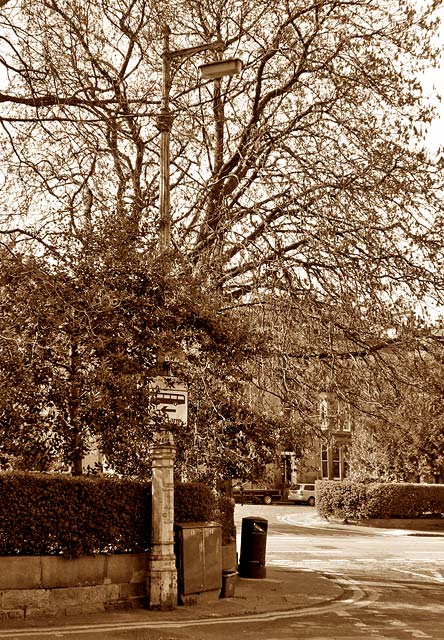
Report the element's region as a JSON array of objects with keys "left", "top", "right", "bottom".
[
  {"left": 148, "top": 26, "right": 242, "bottom": 611},
  {"left": 157, "top": 24, "right": 243, "bottom": 250}
]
